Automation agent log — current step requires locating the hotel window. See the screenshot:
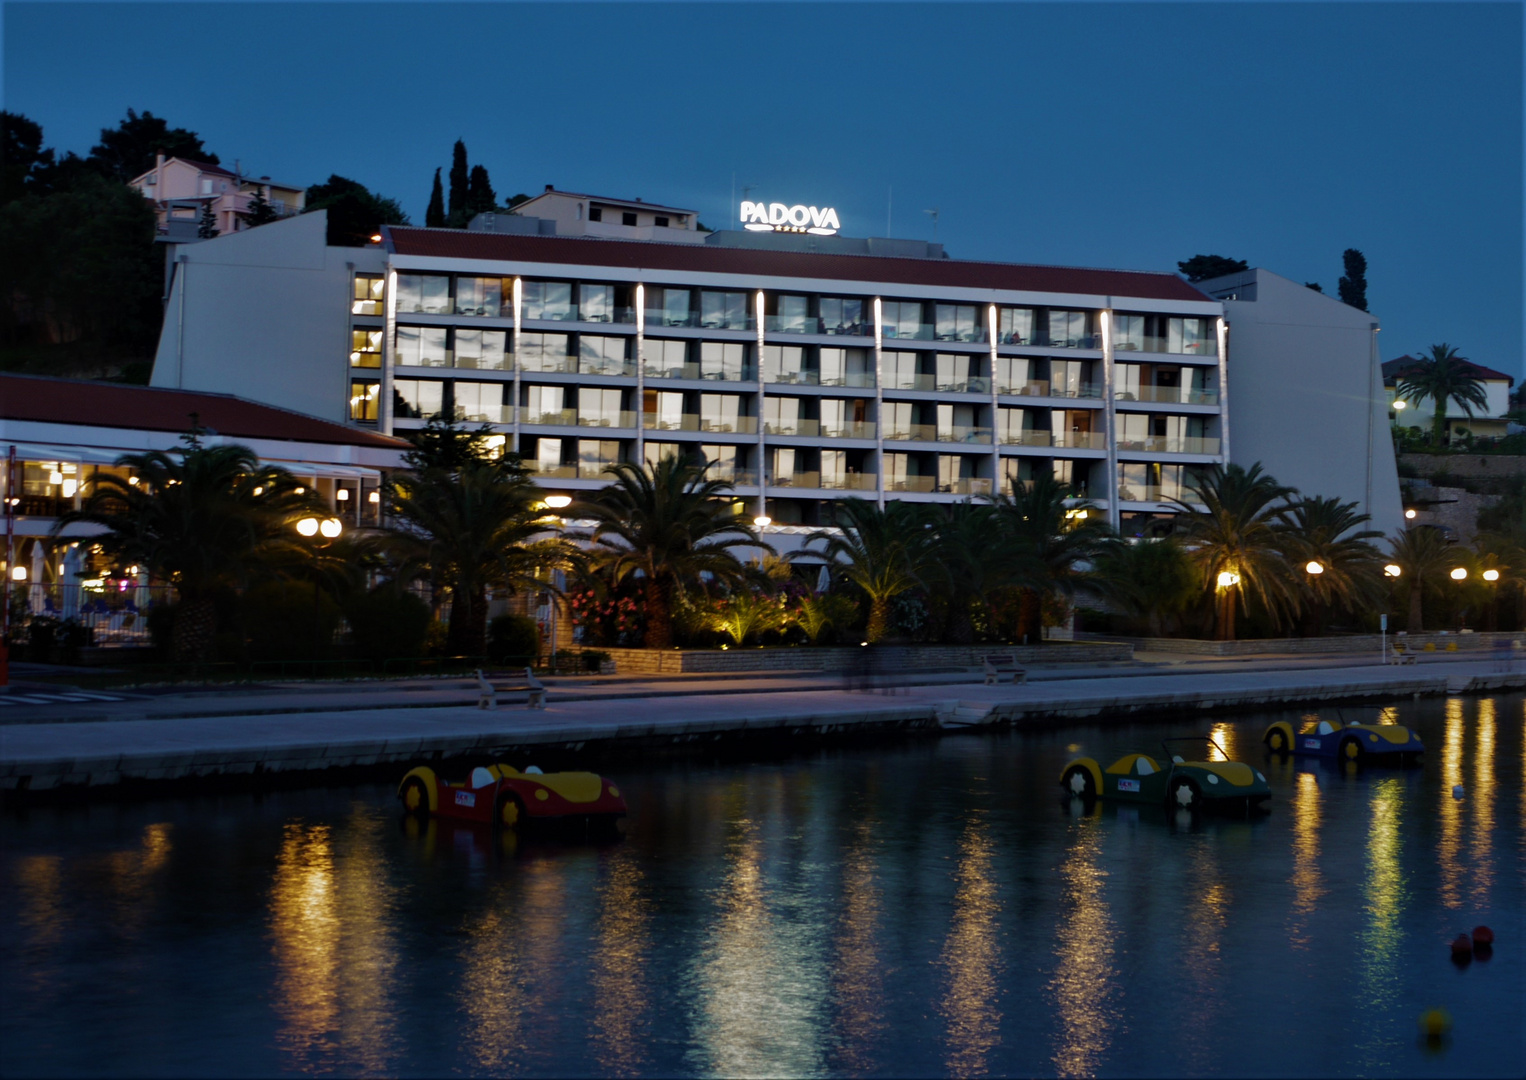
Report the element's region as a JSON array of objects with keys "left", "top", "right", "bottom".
[
  {"left": 396, "top": 274, "right": 450, "bottom": 314},
  {"left": 655, "top": 215, "right": 670, "bottom": 228},
  {"left": 395, "top": 326, "right": 449, "bottom": 367},
  {"left": 524, "top": 385, "right": 568, "bottom": 424},
  {"left": 535, "top": 438, "right": 567, "bottom": 476},
  {"left": 763, "top": 396, "right": 807, "bottom": 435},
  {"left": 393, "top": 379, "right": 445, "bottom": 420},
  {"left": 588, "top": 206, "right": 603, "bottom": 222},
  {"left": 1116, "top": 363, "right": 1143, "bottom": 400},
  {"left": 998, "top": 307, "right": 1034, "bottom": 345},
  {"left": 351, "top": 329, "right": 383, "bottom": 368},
  {"left": 350, "top": 380, "right": 379, "bottom": 423},
  {"left": 934, "top": 353, "right": 976, "bottom": 392},
  {"left": 700, "top": 394, "right": 745, "bottom": 432},
  {"left": 622, "top": 212, "right": 638, "bottom": 226},
  {"left": 699, "top": 341, "right": 748, "bottom": 381},
  {"left": 644, "top": 338, "right": 688, "bottom": 378},
  {"left": 880, "top": 301, "right": 923, "bottom": 340},
  {"left": 882, "top": 351, "right": 919, "bottom": 391},
  {"left": 770, "top": 447, "right": 801, "bottom": 484},
  {"left": 1117, "top": 412, "right": 1149, "bottom": 448},
  {"left": 1044, "top": 309, "right": 1094, "bottom": 349},
  {"left": 644, "top": 441, "right": 683, "bottom": 469},
  {"left": 579, "top": 335, "right": 631, "bottom": 377},
  {"left": 579, "top": 283, "right": 616, "bottom": 323},
  {"left": 771, "top": 295, "right": 809, "bottom": 333},
  {"left": 934, "top": 304, "right": 980, "bottom": 342},
  {"left": 518, "top": 333, "right": 574, "bottom": 373},
  {"left": 1119, "top": 314, "right": 1217, "bottom": 355},
  {"left": 700, "top": 291, "right": 750, "bottom": 330},
  {"left": 996, "top": 356, "right": 1044, "bottom": 395},
  {"left": 761, "top": 345, "right": 809, "bottom": 384},
  {"left": 455, "top": 277, "right": 504, "bottom": 317},
  {"left": 1050, "top": 360, "right": 1088, "bottom": 398},
  {"left": 883, "top": 452, "right": 911, "bottom": 488},
  {"left": 644, "top": 391, "right": 685, "bottom": 430},
  {"left": 647, "top": 287, "right": 693, "bottom": 327},
  {"left": 522, "top": 280, "right": 575, "bottom": 321},
  {"left": 700, "top": 444, "right": 739, "bottom": 480},
  {"left": 820, "top": 347, "right": 873, "bottom": 388},
  {"left": 821, "top": 450, "right": 848, "bottom": 487},
  {"left": 454, "top": 329, "right": 509, "bottom": 371},
  {"left": 352, "top": 275, "right": 384, "bottom": 316},
  {"left": 1177, "top": 317, "right": 1214, "bottom": 355},
  {"left": 1054, "top": 459, "right": 1086, "bottom": 495},
  {"left": 1113, "top": 314, "right": 1146, "bottom": 353},
  {"left": 578, "top": 388, "right": 626, "bottom": 427},
  {"left": 453, "top": 382, "right": 507, "bottom": 423},
  {"left": 819, "top": 297, "right": 868, "bottom": 335},
  {"left": 579, "top": 439, "right": 621, "bottom": 478},
  {"left": 820, "top": 398, "right": 872, "bottom": 438}
]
